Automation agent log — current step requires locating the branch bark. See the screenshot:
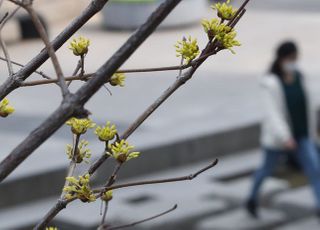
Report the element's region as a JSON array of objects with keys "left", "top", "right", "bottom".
[
  {"left": 24, "top": 4, "right": 69, "bottom": 97},
  {"left": 36, "top": 158, "right": 217, "bottom": 229},
  {"left": 105, "top": 204, "right": 178, "bottom": 230},
  {"left": 0, "top": 6, "right": 20, "bottom": 77},
  {"left": 87, "top": 0, "right": 249, "bottom": 175},
  {"left": 0, "top": 0, "right": 110, "bottom": 99},
  {"left": 0, "top": 0, "right": 182, "bottom": 183},
  {"left": 94, "top": 159, "right": 219, "bottom": 193}
]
